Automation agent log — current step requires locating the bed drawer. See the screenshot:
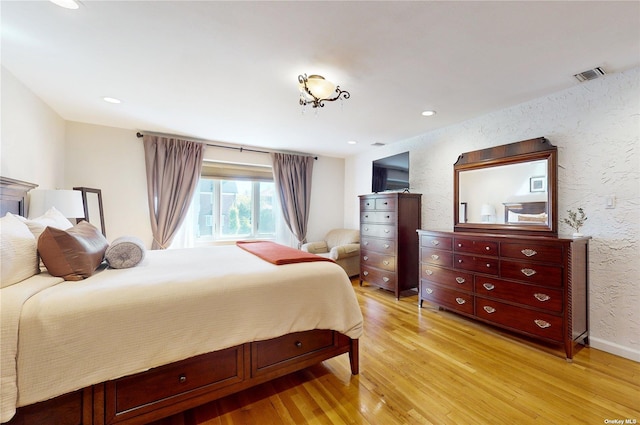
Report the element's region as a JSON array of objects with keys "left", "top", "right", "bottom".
[
  {"left": 252, "top": 330, "right": 334, "bottom": 373},
  {"left": 110, "top": 346, "right": 244, "bottom": 416}
]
